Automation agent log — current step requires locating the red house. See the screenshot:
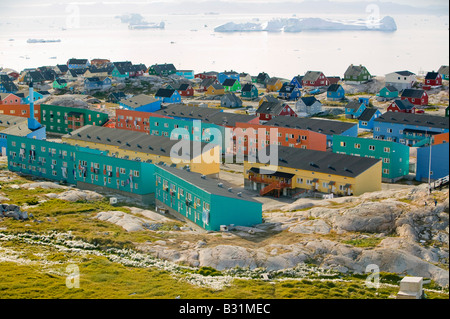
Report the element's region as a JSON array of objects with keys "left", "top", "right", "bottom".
[
  {"left": 177, "top": 83, "right": 194, "bottom": 97},
  {"left": 401, "top": 89, "right": 428, "bottom": 106},
  {"left": 387, "top": 99, "right": 416, "bottom": 114},
  {"left": 301, "top": 71, "right": 330, "bottom": 87},
  {"left": 115, "top": 109, "right": 170, "bottom": 134},
  {"left": 424, "top": 72, "right": 442, "bottom": 87},
  {"left": 195, "top": 71, "right": 218, "bottom": 80},
  {"left": 0, "top": 93, "right": 21, "bottom": 105},
  {"left": 256, "top": 101, "right": 297, "bottom": 122}
]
